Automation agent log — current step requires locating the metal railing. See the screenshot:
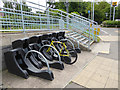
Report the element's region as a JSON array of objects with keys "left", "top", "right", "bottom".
[
  {"left": 0, "top": 0, "right": 60, "bottom": 32},
  {"left": 0, "top": 0, "right": 100, "bottom": 48}
]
